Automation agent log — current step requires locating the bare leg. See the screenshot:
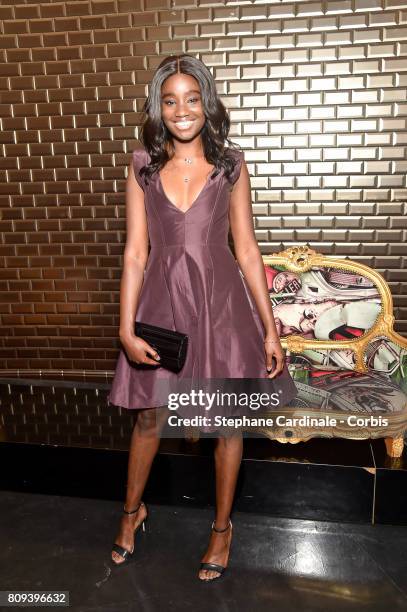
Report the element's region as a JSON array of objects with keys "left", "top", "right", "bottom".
[
  {"left": 198, "top": 431, "right": 243, "bottom": 580},
  {"left": 111, "top": 406, "right": 169, "bottom": 564}
]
